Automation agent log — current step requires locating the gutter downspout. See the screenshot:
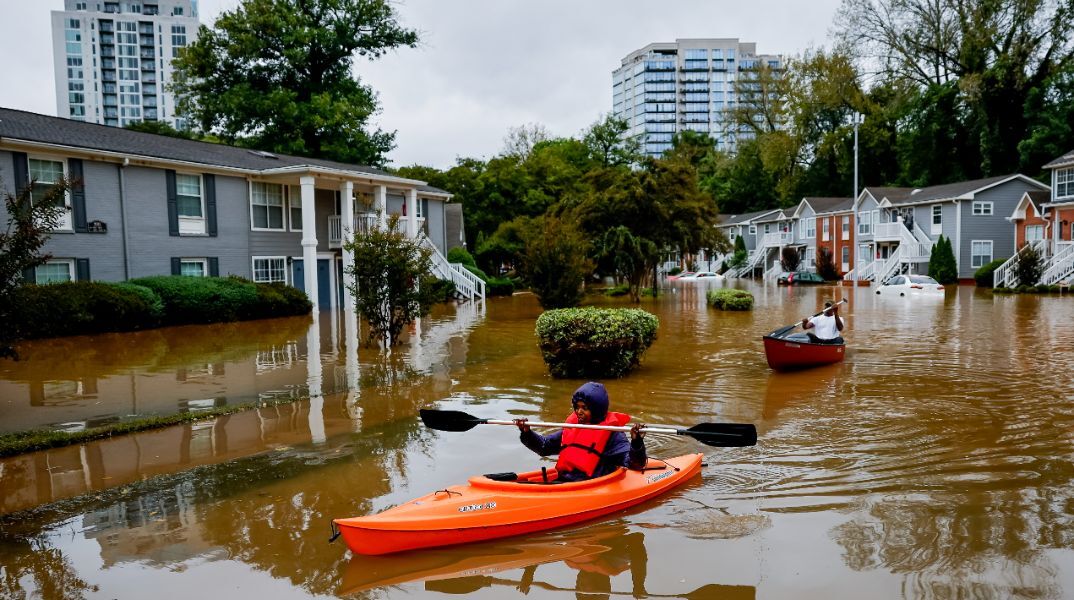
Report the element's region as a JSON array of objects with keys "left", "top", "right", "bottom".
[{"left": 119, "top": 157, "right": 131, "bottom": 279}]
